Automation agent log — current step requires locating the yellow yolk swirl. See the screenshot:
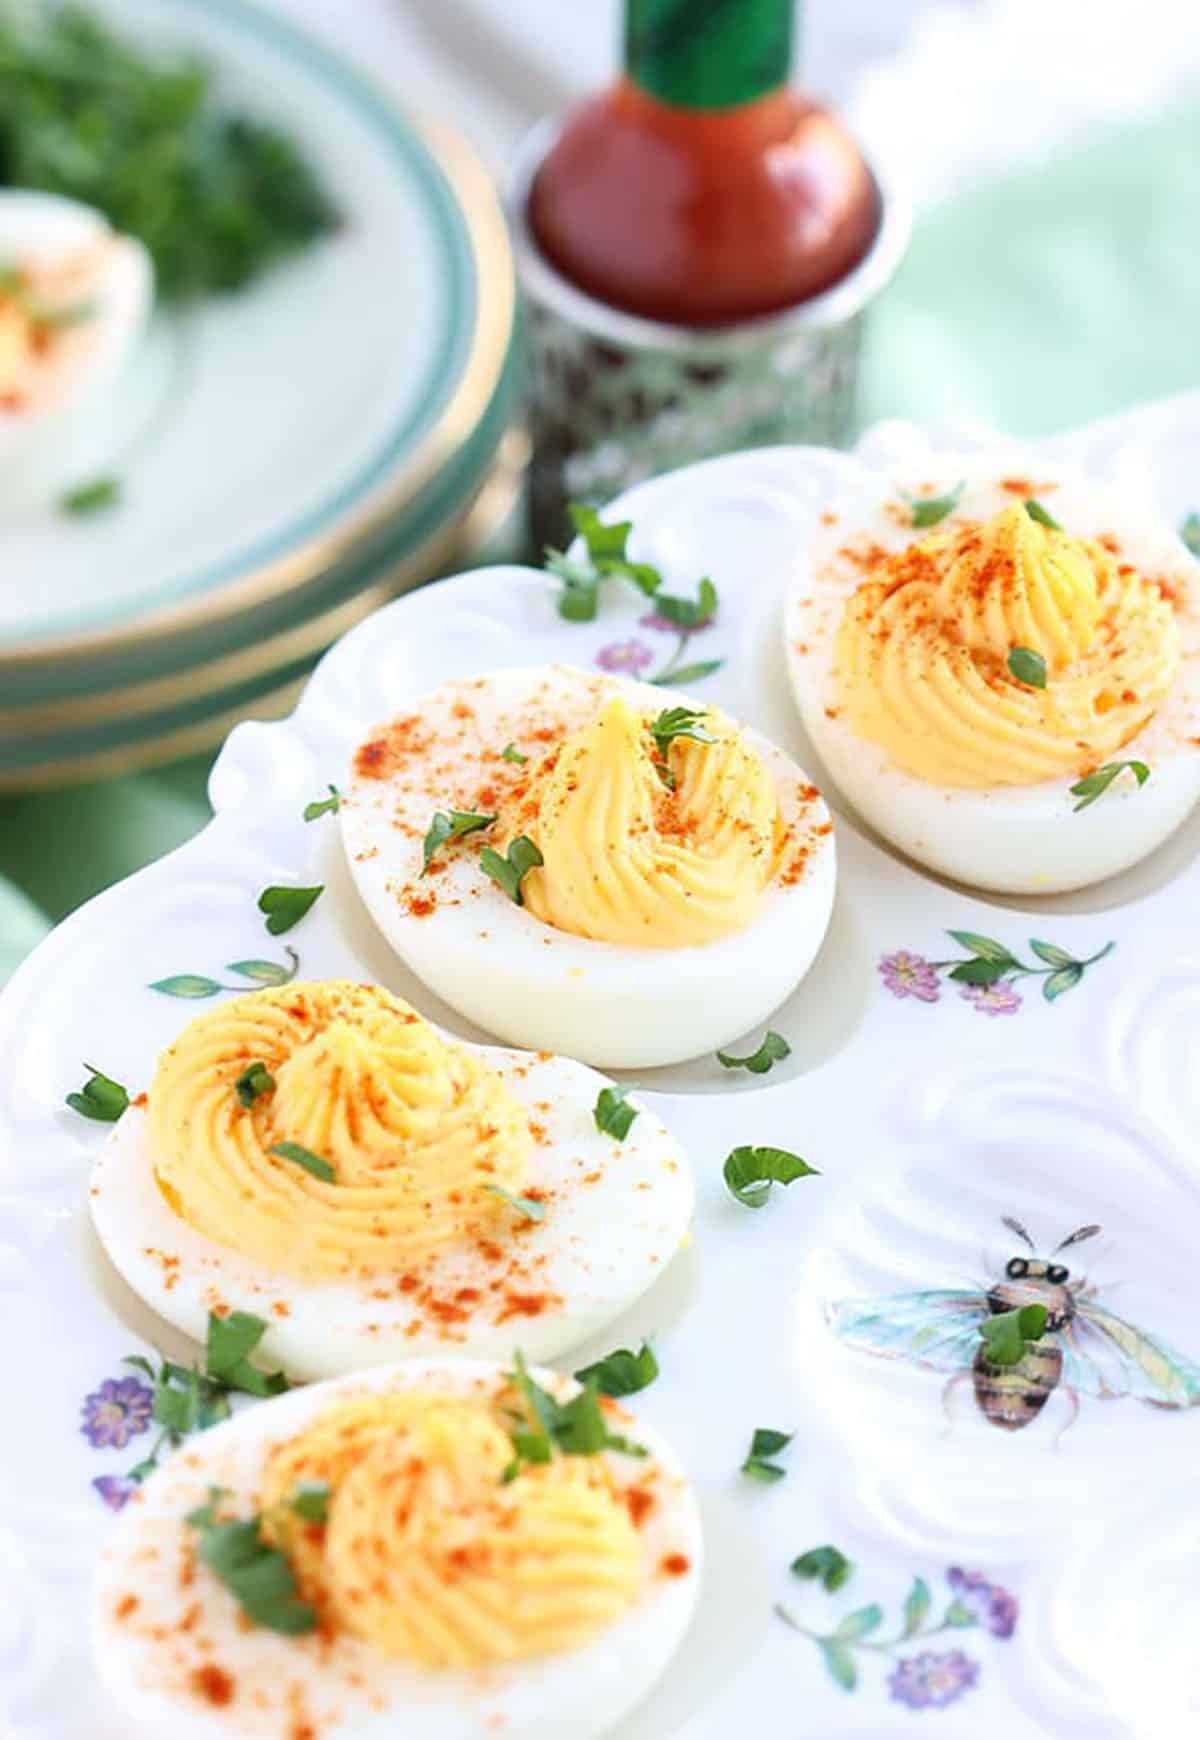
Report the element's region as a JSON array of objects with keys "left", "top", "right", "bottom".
[
  {"left": 148, "top": 981, "right": 532, "bottom": 1278},
  {"left": 835, "top": 503, "right": 1180, "bottom": 787},
  {"left": 259, "top": 1391, "right": 643, "bottom": 1667},
  {"left": 495, "top": 696, "right": 782, "bottom": 947}
]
